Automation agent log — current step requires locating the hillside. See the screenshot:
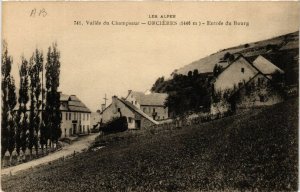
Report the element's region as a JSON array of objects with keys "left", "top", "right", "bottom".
[
  {"left": 2, "top": 98, "right": 298, "bottom": 191},
  {"left": 175, "top": 31, "right": 299, "bottom": 77}
]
